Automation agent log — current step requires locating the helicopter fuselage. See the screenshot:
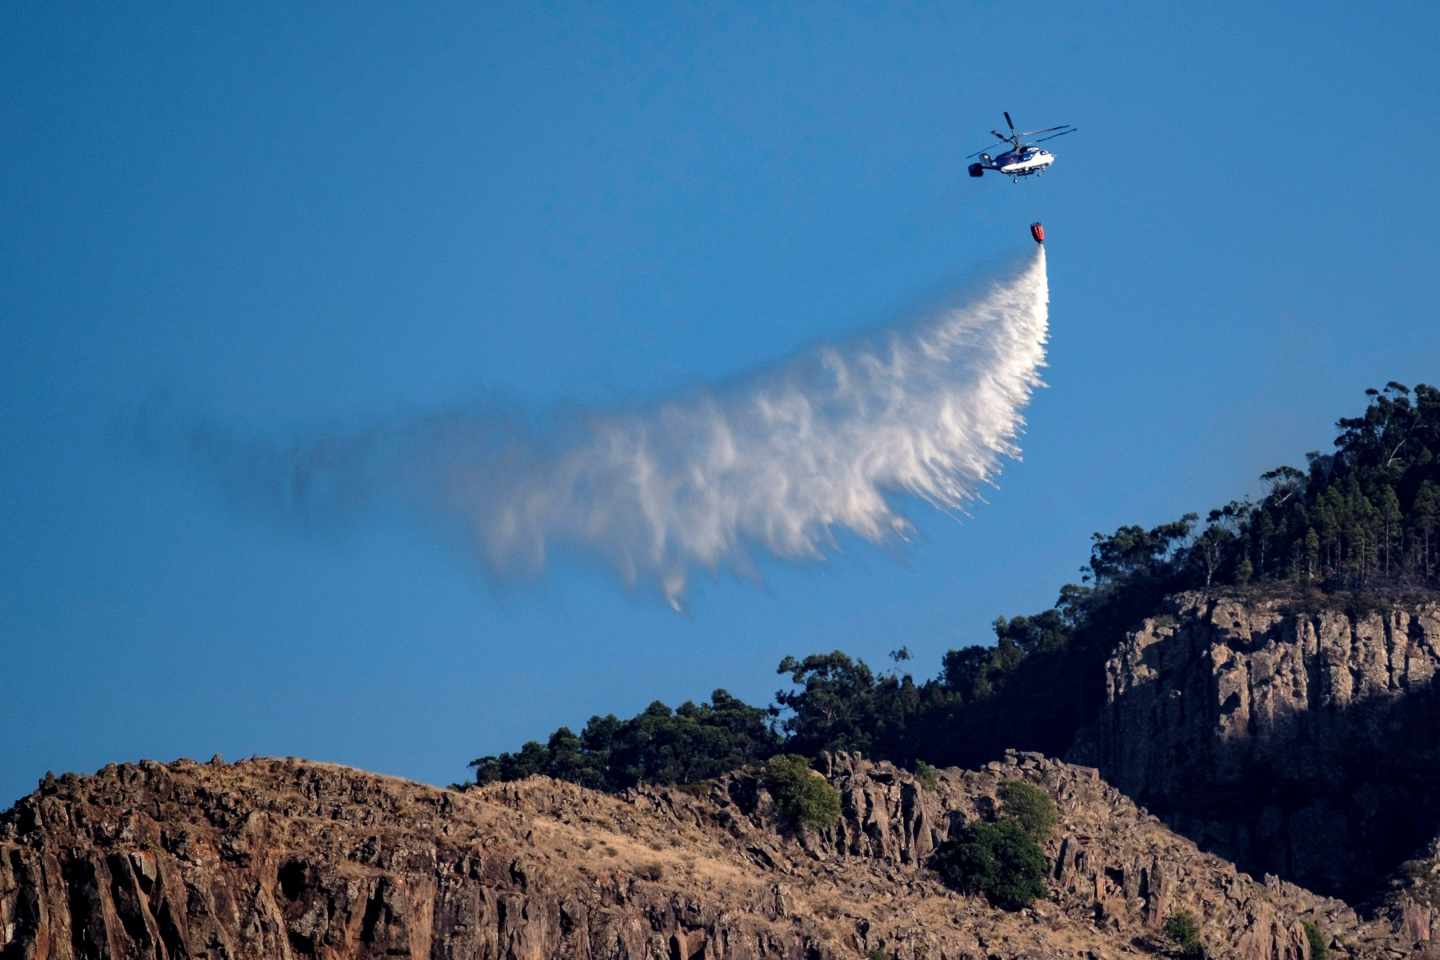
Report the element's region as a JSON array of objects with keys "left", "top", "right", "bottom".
[{"left": 983, "top": 146, "right": 1054, "bottom": 177}]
